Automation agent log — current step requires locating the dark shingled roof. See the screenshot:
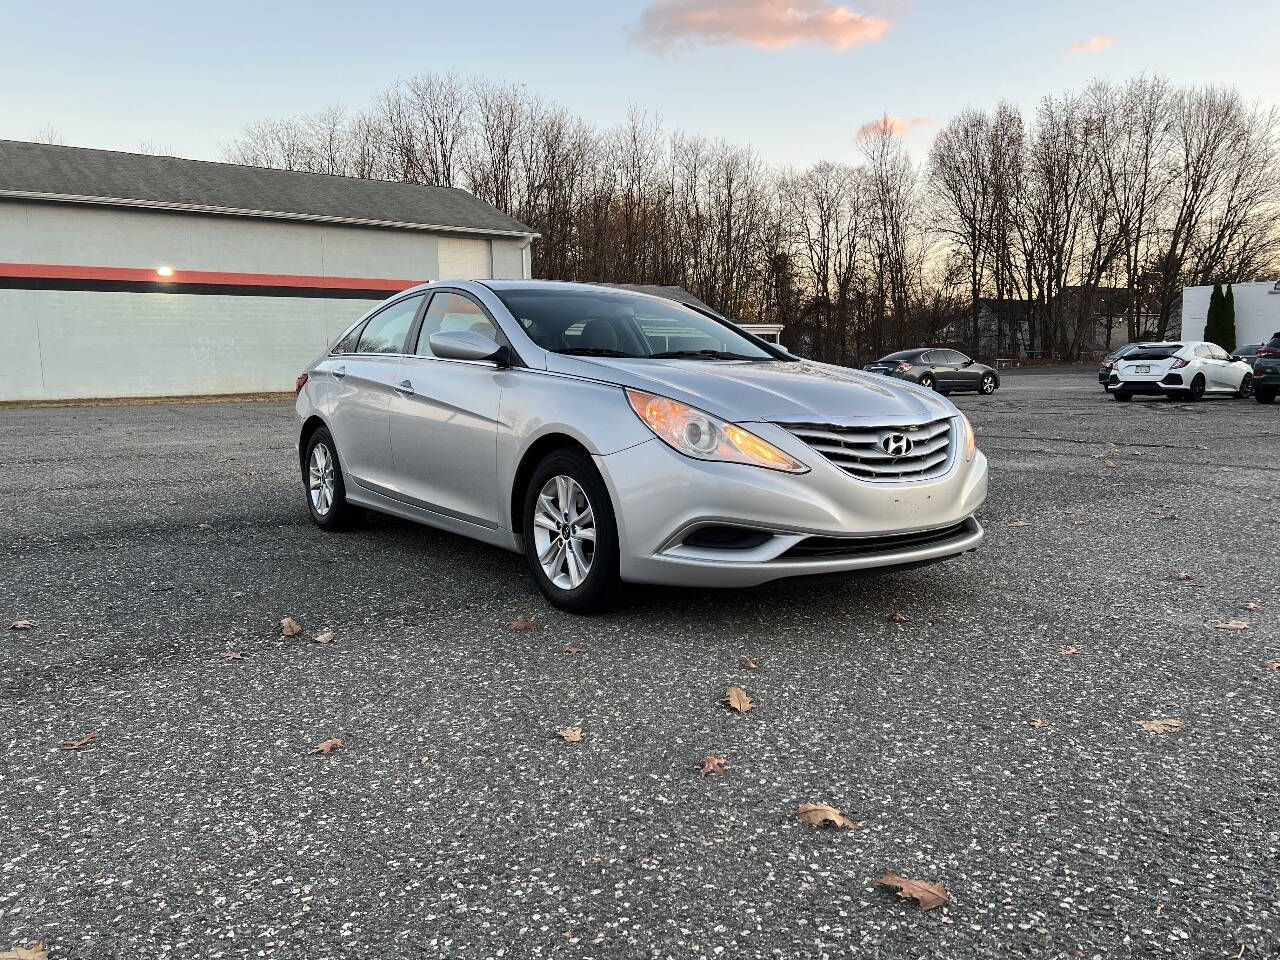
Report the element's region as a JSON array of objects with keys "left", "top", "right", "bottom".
[{"left": 0, "top": 140, "right": 535, "bottom": 236}]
